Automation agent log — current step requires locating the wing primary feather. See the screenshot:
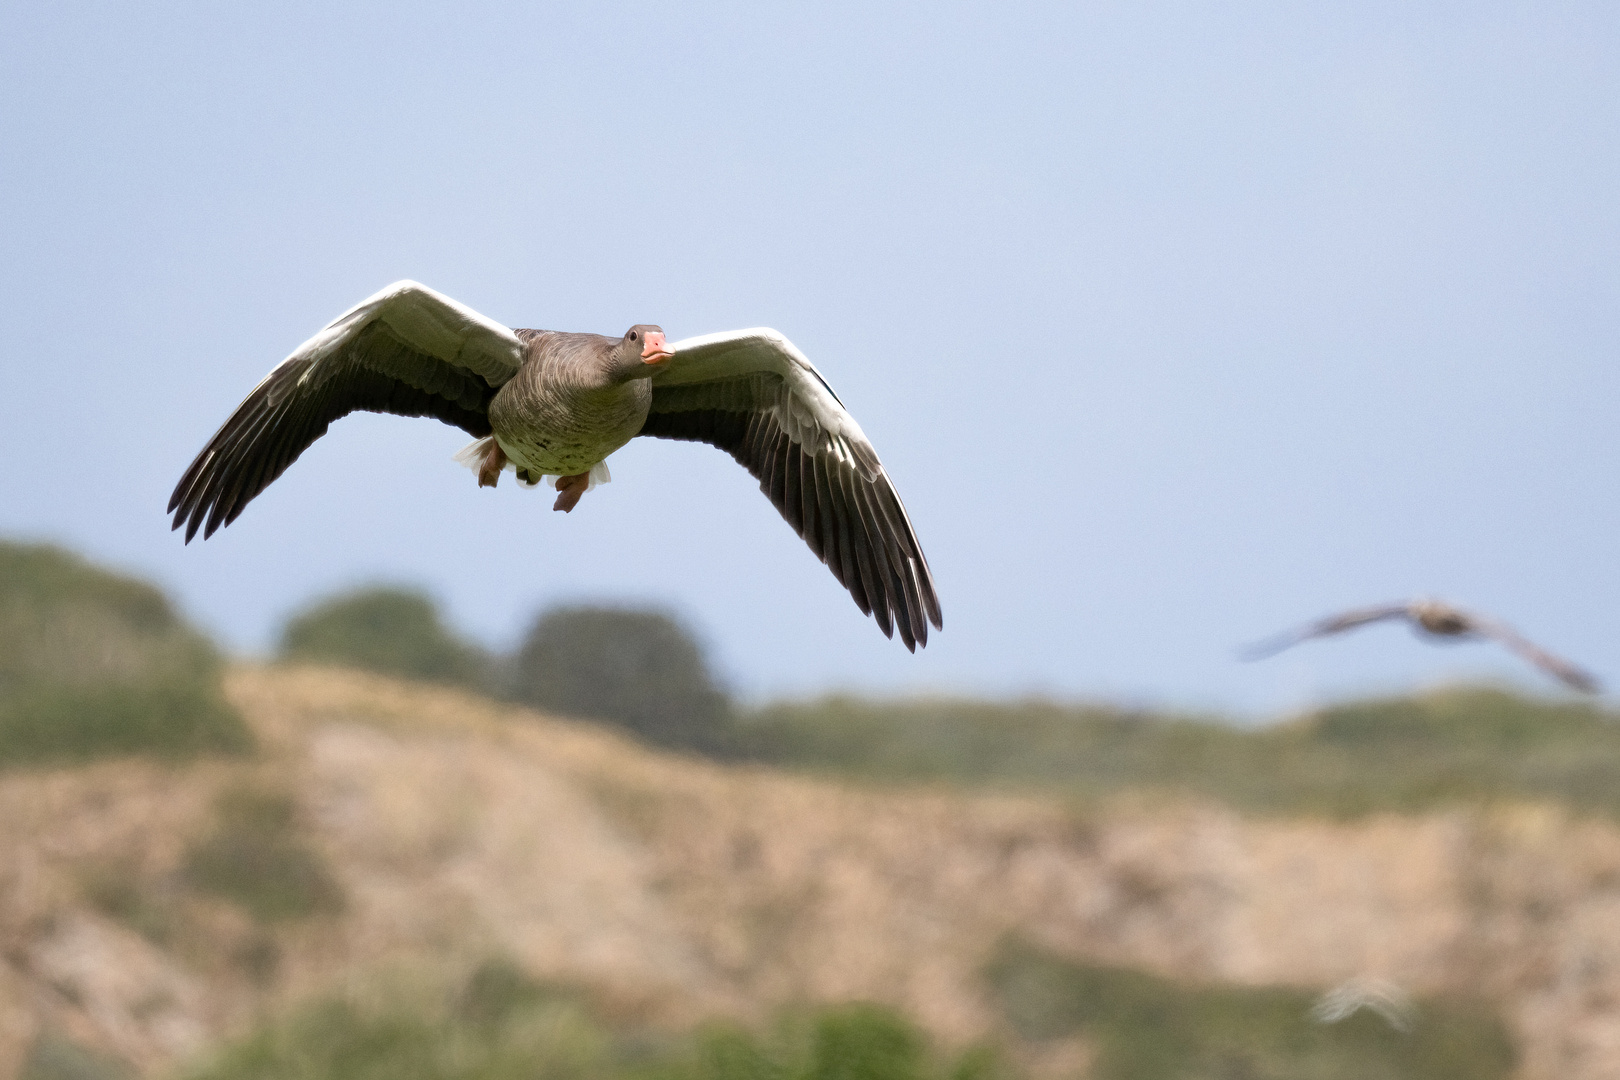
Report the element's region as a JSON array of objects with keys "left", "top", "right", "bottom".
[
  {"left": 203, "top": 398, "right": 293, "bottom": 539},
  {"left": 212, "top": 392, "right": 314, "bottom": 536},
  {"left": 794, "top": 444, "right": 821, "bottom": 560},
  {"left": 176, "top": 370, "right": 304, "bottom": 536},
  {"left": 781, "top": 439, "right": 805, "bottom": 537},
  {"left": 766, "top": 432, "right": 791, "bottom": 526},
  {"left": 171, "top": 285, "right": 514, "bottom": 539},
  {"left": 746, "top": 413, "right": 771, "bottom": 473},
  {"left": 232, "top": 397, "right": 326, "bottom": 529},
  {"left": 169, "top": 368, "right": 294, "bottom": 516},
  {"left": 639, "top": 342, "right": 941, "bottom": 647},
  {"left": 855, "top": 479, "right": 919, "bottom": 649},
  {"left": 809, "top": 455, "right": 845, "bottom": 586},
  {"left": 876, "top": 493, "right": 926, "bottom": 647},
  {"left": 1240, "top": 604, "right": 1412, "bottom": 660},
  {"left": 905, "top": 559, "right": 931, "bottom": 645},
  {"left": 839, "top": 469, "right": 892, "bottom": 638},
  {"left": 181, "top": 397, "right": 284, "bottom": 539},
  {"left": 826, "top": 465, "right": 871, "bottom": 616},
  {"left": 219, "top": 397, "right": 302, "bottom": 518},
  {"left": 853, "top": 476, "right": 924, "bottom": 645},
  {"left": 760, "top": 423, "right": 785, "bottom": 508},
  {"left": 869, "top": 478, "right": 942, "bottom": 630},
  {"left": 168, "top": 450, "right": 212, "bottom": 518}
]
